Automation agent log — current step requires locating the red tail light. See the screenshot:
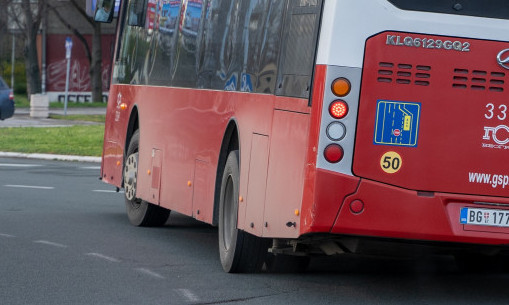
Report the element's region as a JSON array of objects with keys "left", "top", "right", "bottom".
[
  {"left": 9, "top": 91, "right": 14, "bottom": 101},
  {"left": 324, "top": 144, "right": 344, "bottom": 163},
  {"left": 329, "top": 100, "right": 348, "bottom": 119}
]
